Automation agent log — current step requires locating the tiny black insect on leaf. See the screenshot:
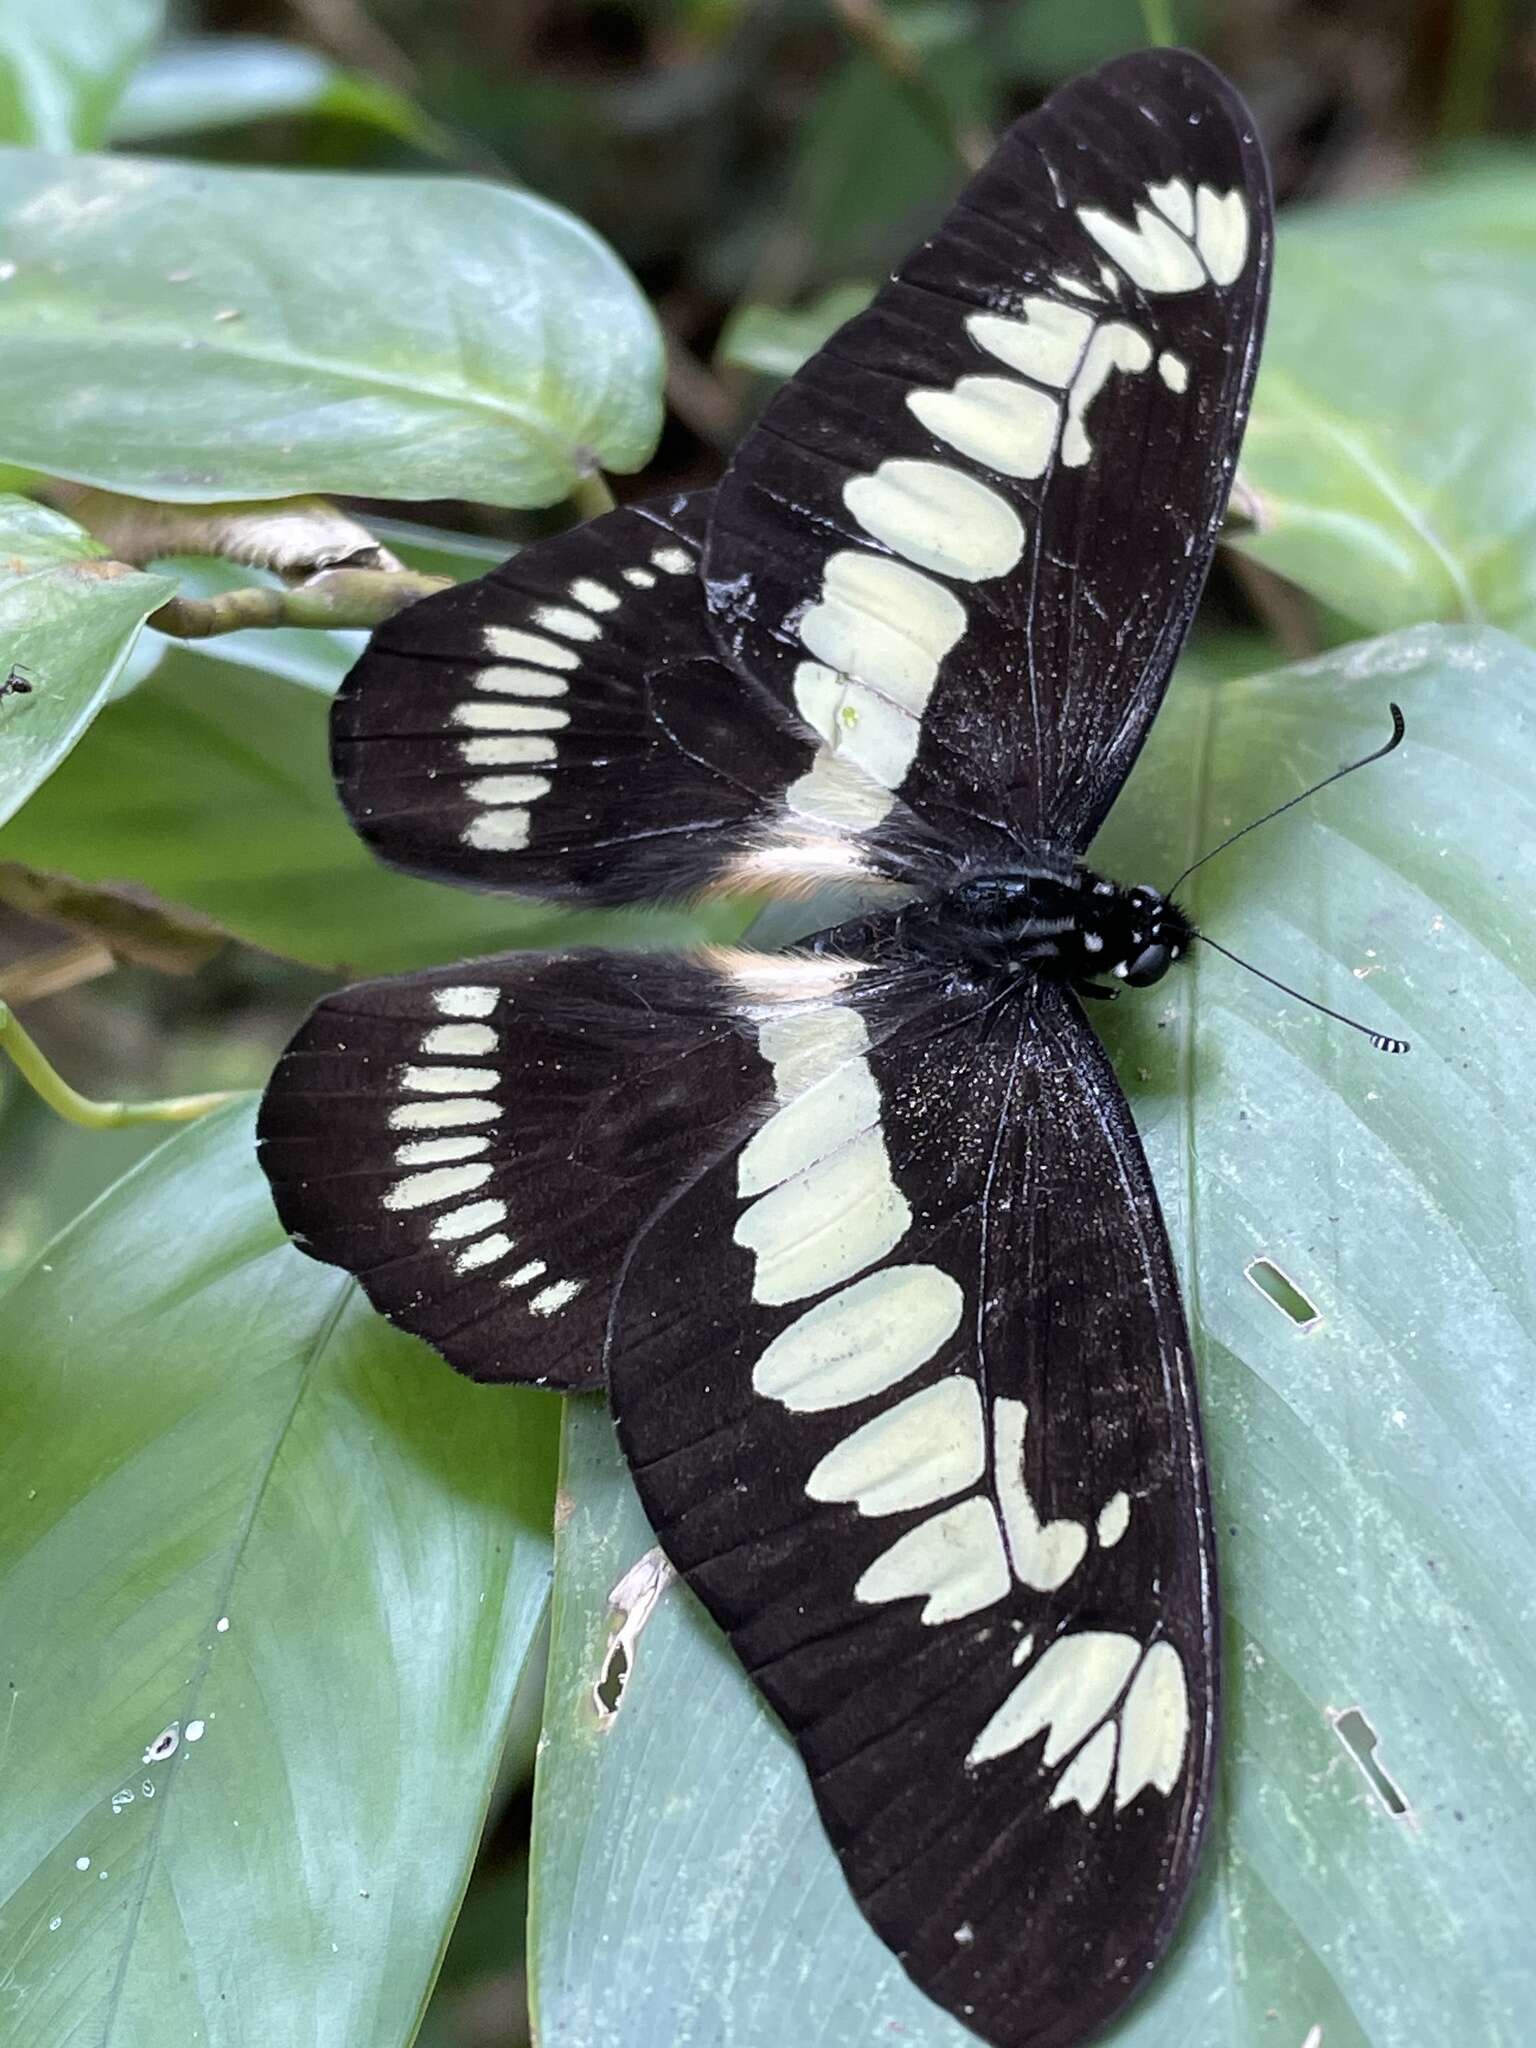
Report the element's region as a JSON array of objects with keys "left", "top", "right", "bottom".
[
  {"left": 1, "top": 663, "right": 34, "bottom": 699},
  {"left": 257, "top": 47, "right": 1309, "bottom": 2048}
]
